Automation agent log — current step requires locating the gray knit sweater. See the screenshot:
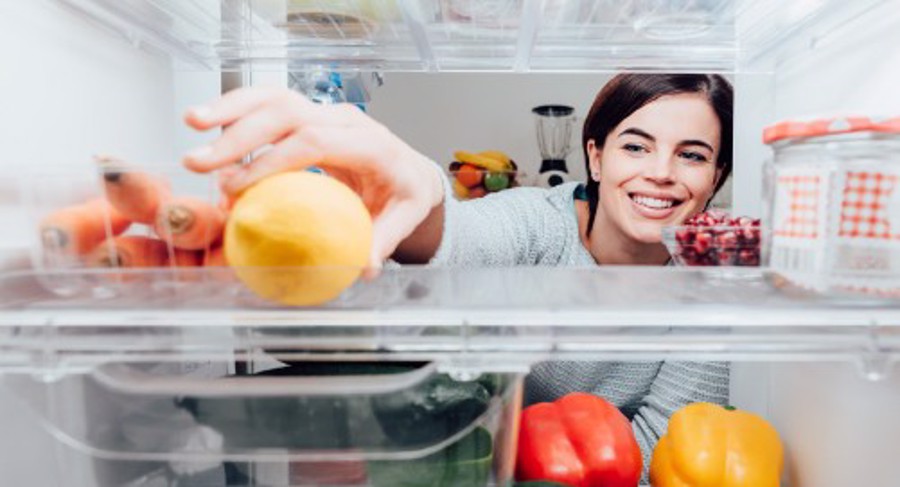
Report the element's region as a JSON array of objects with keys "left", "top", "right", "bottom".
[{"left": 429, "top": 181, "right": 730, "bottom": 479}]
